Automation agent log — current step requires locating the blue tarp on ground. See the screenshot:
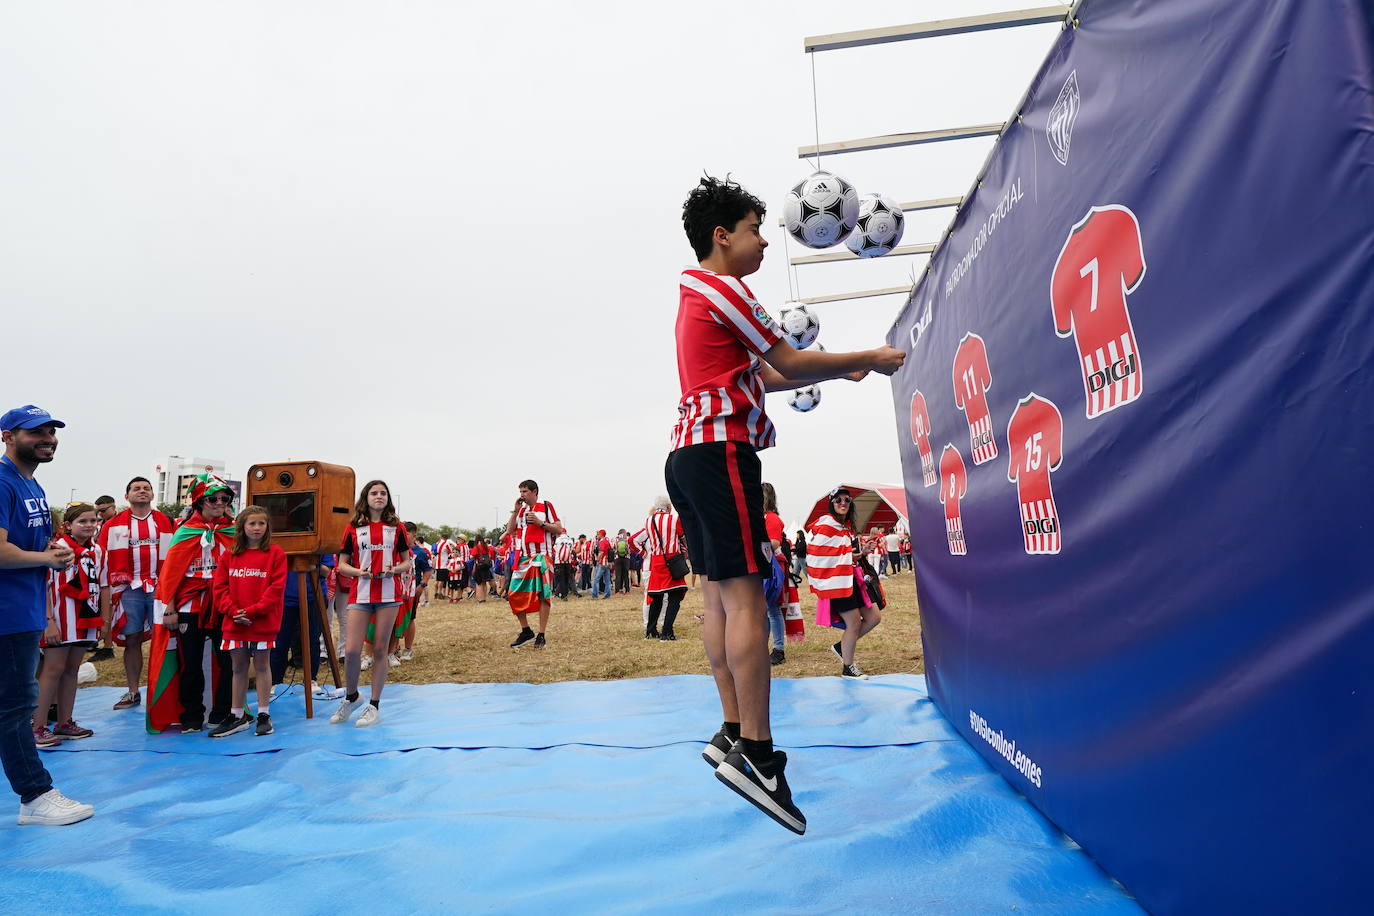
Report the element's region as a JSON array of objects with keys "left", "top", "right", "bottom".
[{"left": 4, "top": 678, "right": 1139, "bottom": 914}]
